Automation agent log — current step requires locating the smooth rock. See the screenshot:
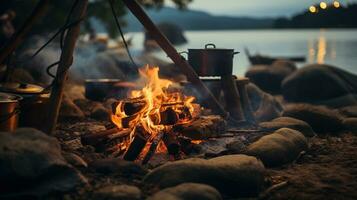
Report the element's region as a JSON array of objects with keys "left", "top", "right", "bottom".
[
  {"left": 342, "top": 118, "right": 357, "bottom": 132},
  {"left": 246, "top": 83, "right": 283, "bottom": 122},
  {"left": 63, "top": 152, "right": 88, "bottom": 168},
  {"left": 93, "top": 184, "right": 141, "bottom": 200},
  {"left": 283, "top": 104, "right": 345, "bottom": 133},
  {"left": 246, "top": 128, "right": 308, "bottom": 167},
  {"left": 148, "top": 183, "right": 222, "bottom": 200},
  {"left": 90, "top": 158, "right": 147, "bottom": 175},
  {"left": 72, "top": 51, "right": 127, "bottom": 80},
  {"left": 282, "top": 64, "right": 357, "bottom": 103},
  {"left": 143, "top": 154, "right": 265, "bottom": 197},
  {"left": 0, "top": 128, "right": 87, "bottom": 196},
  {"left": 245, "top": 60, "right": 296, "bottom": 94},
  {"left": 62, "top": 138, "right": 83, "bottom": 151},
  {"left": 259, "top": 117, "right": 316, "bottom": 137},
  {"left": 60, "top": 95, "right": 85, "bottom": 120},
  {"left": 337, "top": 105, "right": 357, "bottom": 118},
  {"left": 226, "top": 140, "right": 246, "bottom": 153},
  {"left": 315, "top": 94, "right": 357, "bottom": 108},
  {"left": 18, "top": 46, "right": 60, "bottom": 85},
  {"left": 90, "top": 103, "right": 110, "bottom": 121}
]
